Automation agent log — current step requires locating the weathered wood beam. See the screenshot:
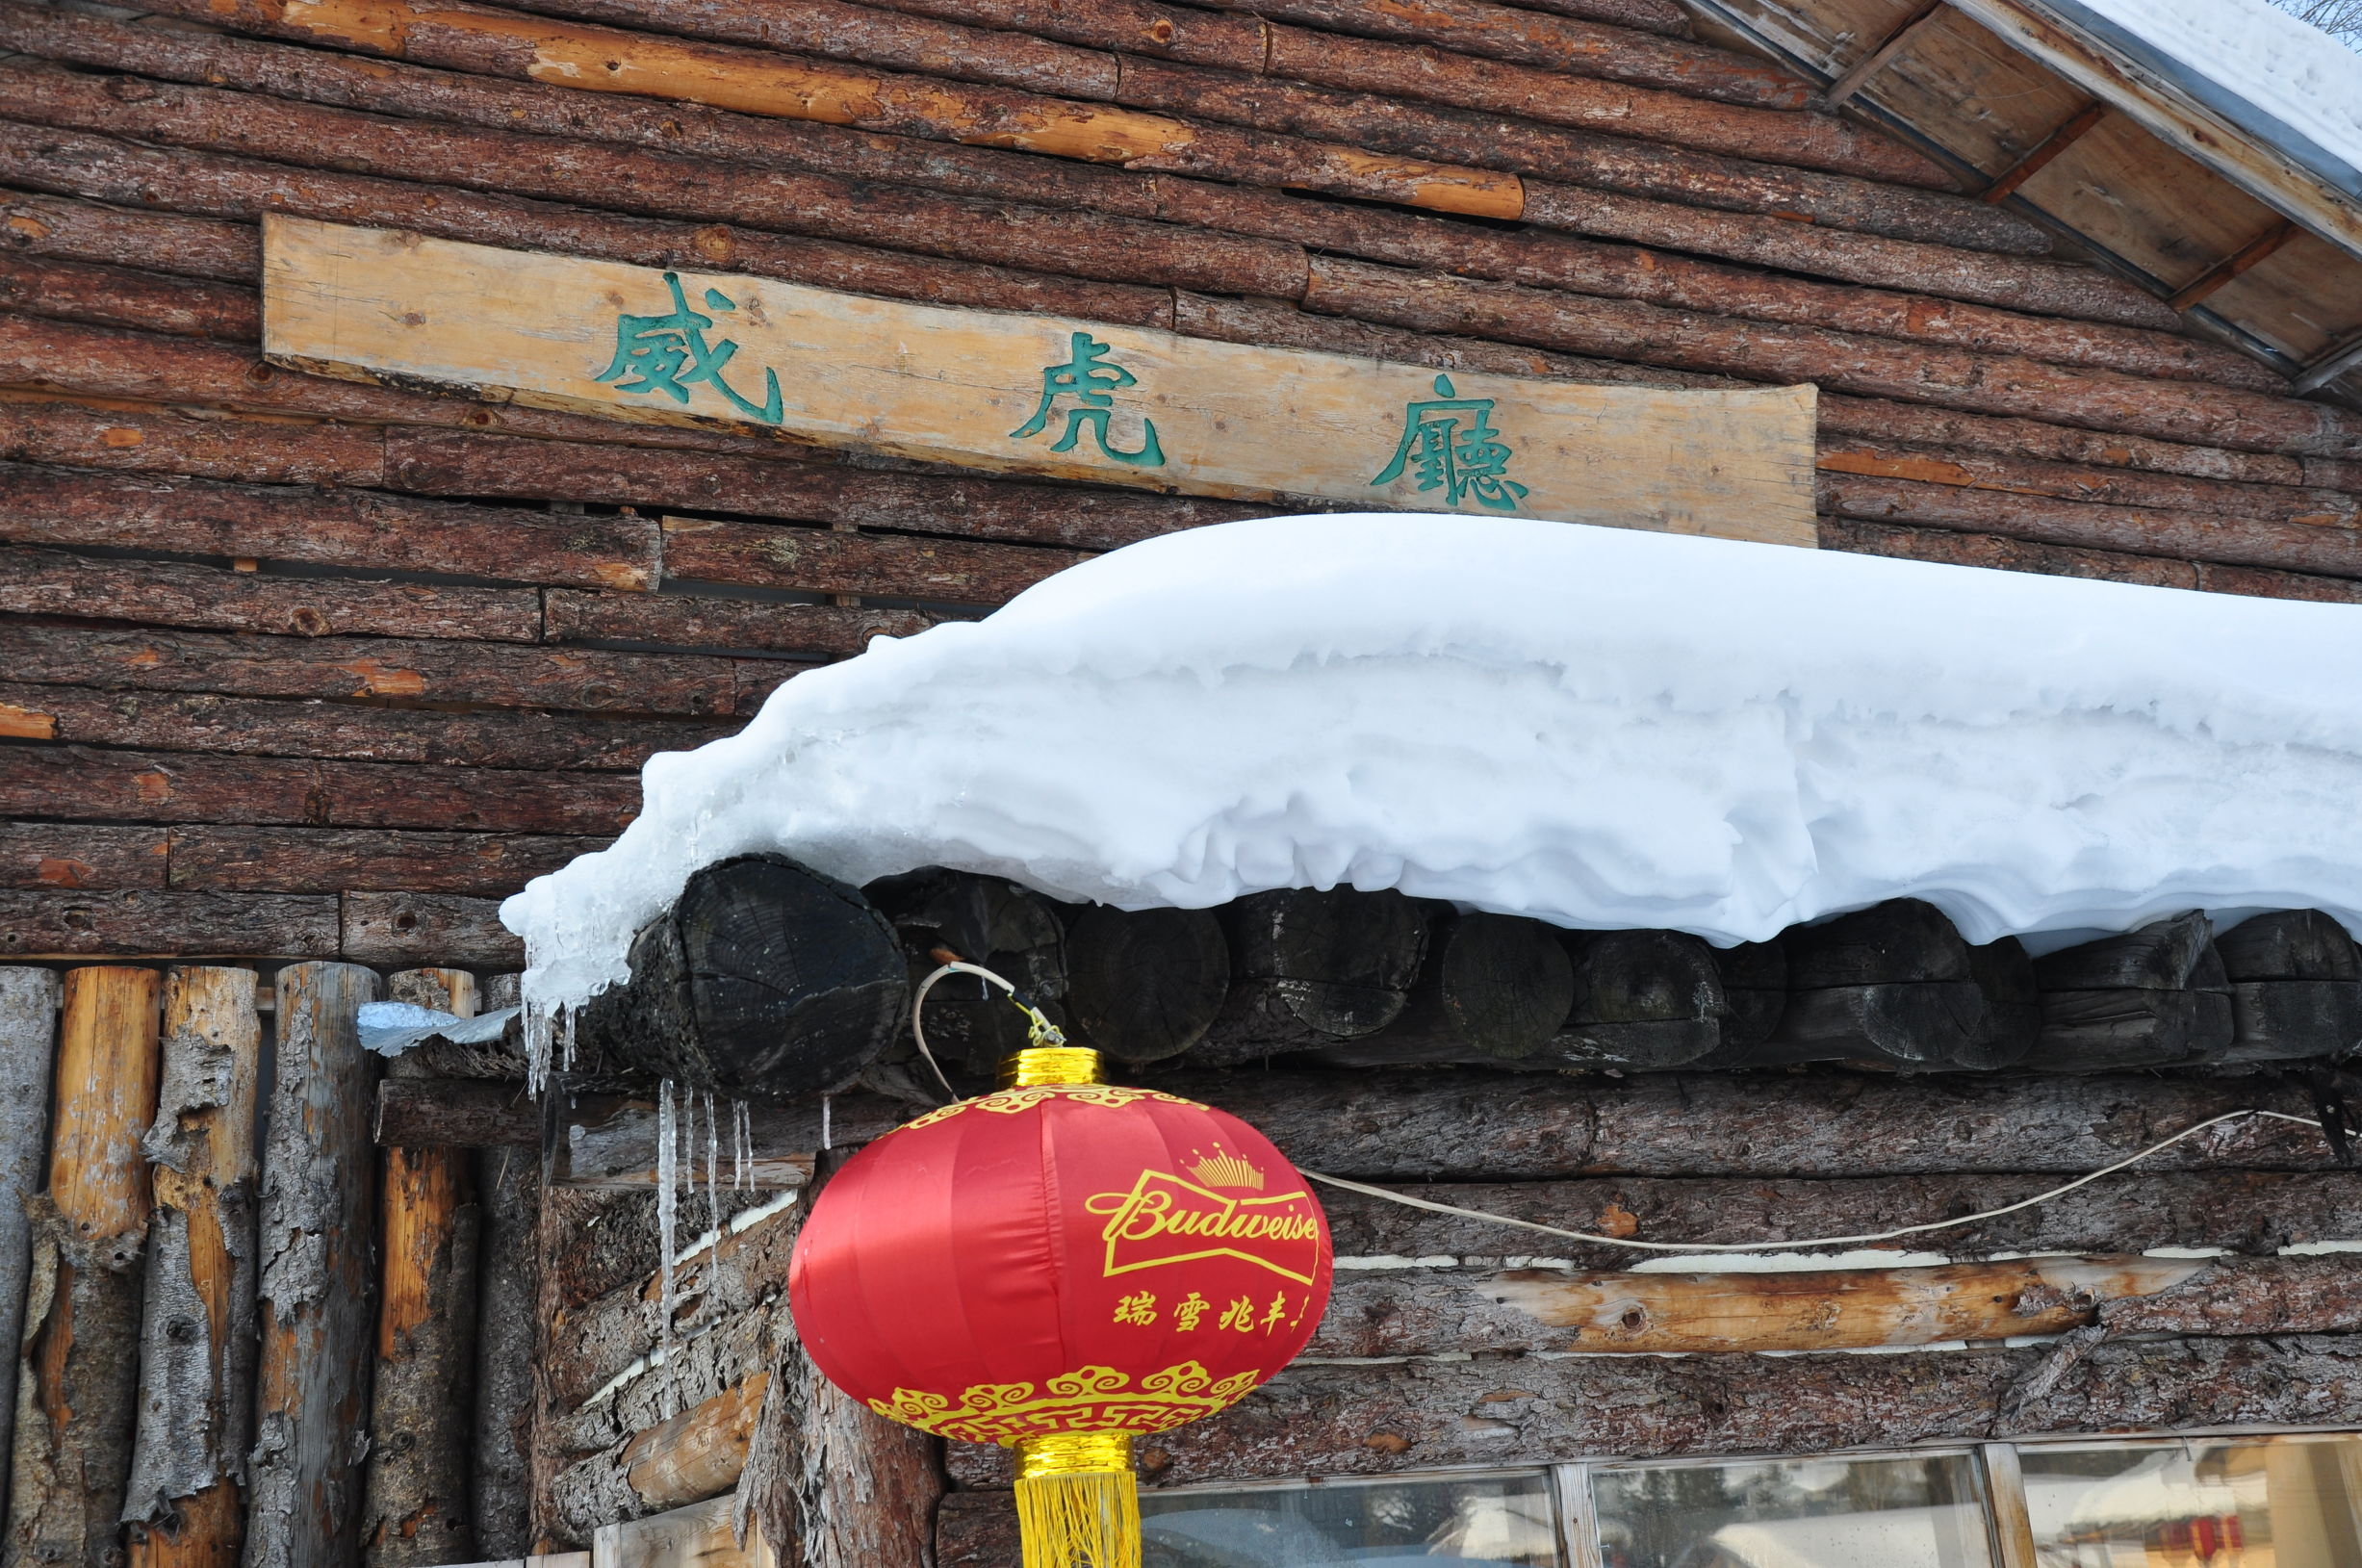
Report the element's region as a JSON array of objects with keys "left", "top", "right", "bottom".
[
  {"left": 1980, "top": 102, "right": 2105, "bottom": 206},
  {"left": 1821, "top": 0, "right": 1947, "bottom": 108},
  {"left": 1310, "top": 1253, "right": 2362, "bottom": 1356},
  {"left": 6, "top": 966, "right": 162, "bottom": 1568},
  {"left": 247, "top": 963, "right": 380, "bottom": 1568},
  {"left": 550, "top": 1376, "right": 767, "bottom": 1544},
  {"left": 2296, "top": 330, "right": 2362, "bottom": 398},
  {"left": 2169, "top": 218, "right": 2302, "bottom": 312},
  {"left": 945, "top": 1332, "right": 2362, "bottom": 1487},
  {"left": 124, "top": 967, "right": 262, "bottom": 1568},
  {"left": 0, "top": 968, "right": 59, "bottom": 1489}
]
